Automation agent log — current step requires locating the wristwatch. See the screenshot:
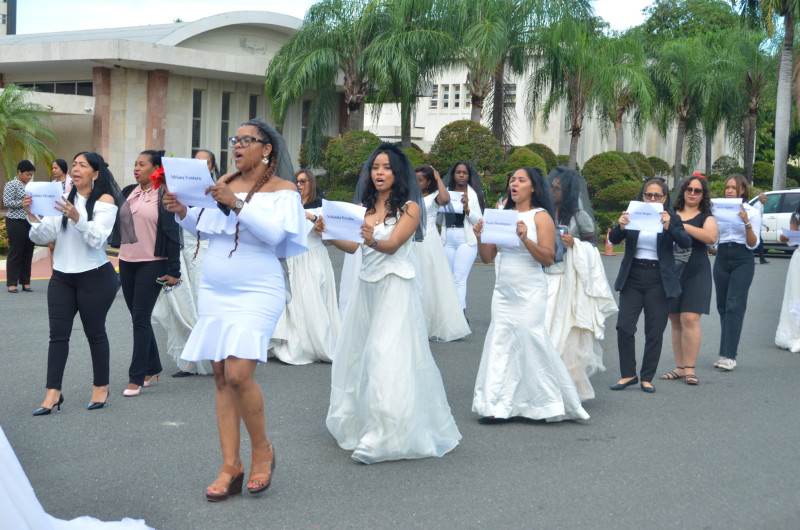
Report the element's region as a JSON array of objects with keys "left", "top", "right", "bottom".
[
  {"left": 233, "top": 199, "right": 244, "bottom": 210},
  {"left": 370, "top": 239, "right": 378, "bottom": 249}
]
